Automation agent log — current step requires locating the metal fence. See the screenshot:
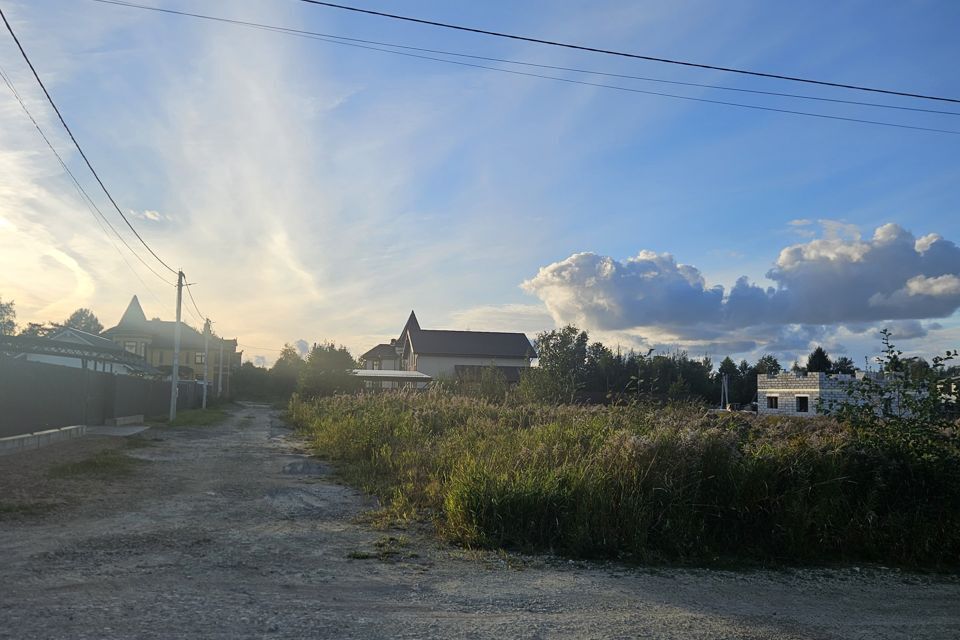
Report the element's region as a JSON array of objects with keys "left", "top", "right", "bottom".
[{"left": 0, "top": 356, "right": 201, "bottom": 438}]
